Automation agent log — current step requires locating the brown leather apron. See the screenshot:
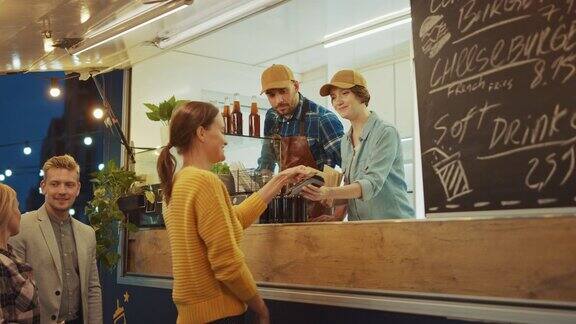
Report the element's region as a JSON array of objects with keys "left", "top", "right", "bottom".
[{"left": 275, "top": 104, "right": 328, "bottom": 220}]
